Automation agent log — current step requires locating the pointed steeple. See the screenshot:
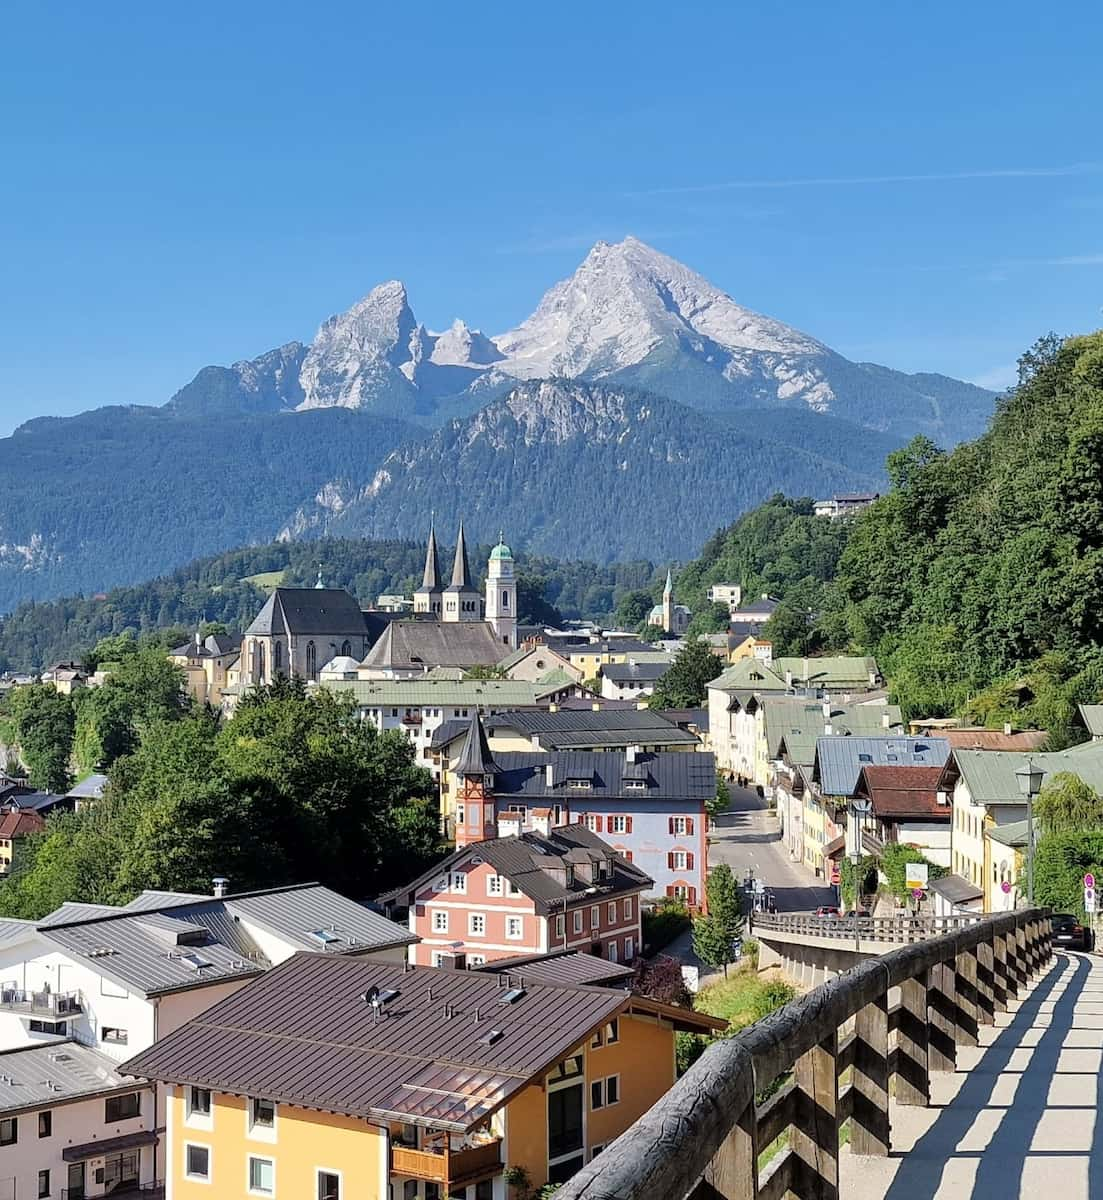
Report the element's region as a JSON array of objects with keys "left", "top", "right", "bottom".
[
  {"left": 421, "top": 519, "right": 441, "bottom": 591},
  {"left": 663, "top": 569, "right": 673, "bottom": 596},
  {"left": 450, "top": 520, "right": 473, "bottom": 589},
  {"left": 315, "top": 567, "right": 325, "bottom": 589},
  {"left": 455, "top": 711, "right": 496, "bottom": 777}
]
